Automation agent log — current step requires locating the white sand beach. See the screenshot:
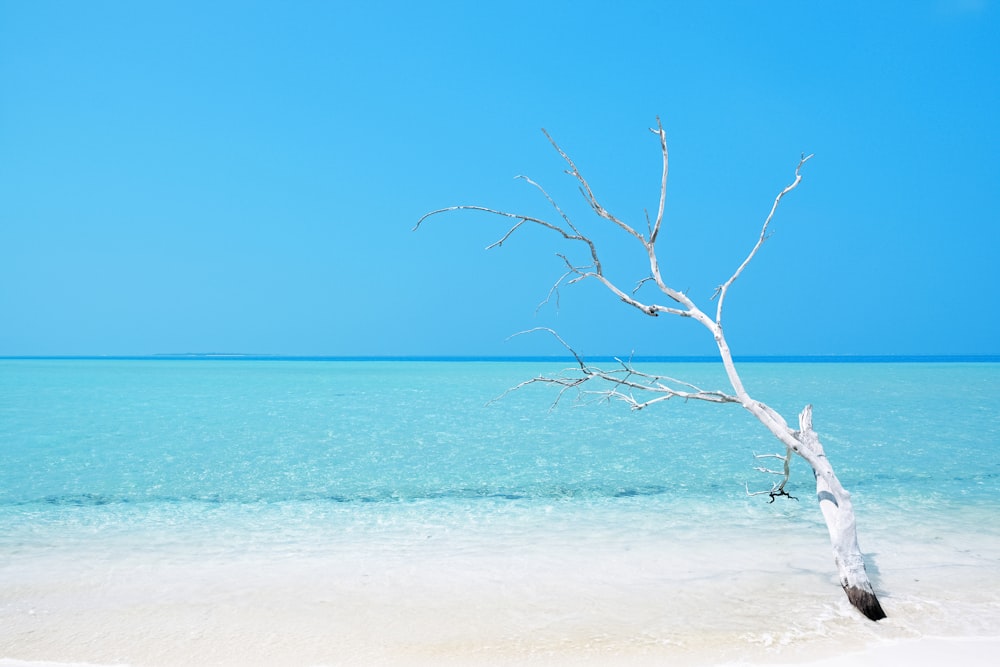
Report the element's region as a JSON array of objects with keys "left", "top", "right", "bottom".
[{"left": 3, "top": 507, "right": 999, "bottom": 666}]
